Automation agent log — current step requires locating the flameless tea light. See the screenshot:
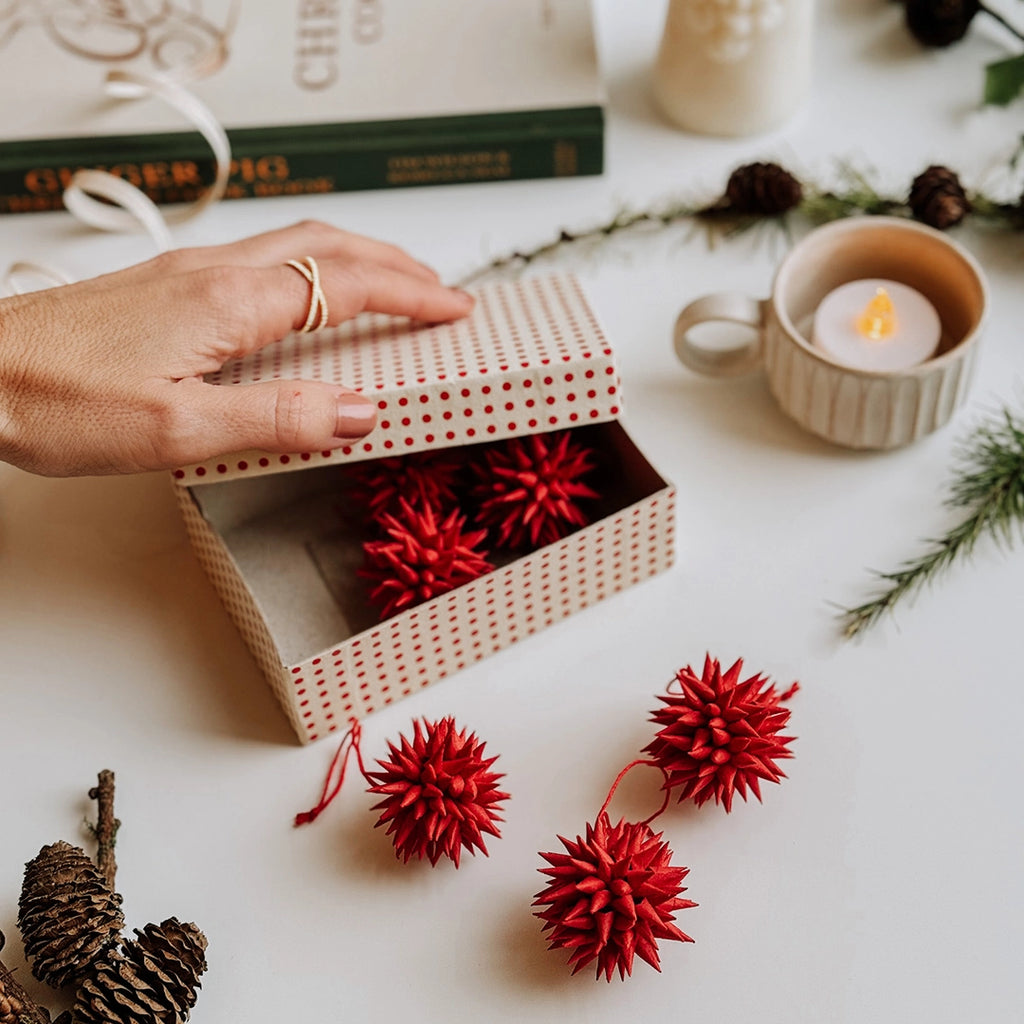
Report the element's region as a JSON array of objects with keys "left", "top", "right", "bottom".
[{"left": 811, "top": 278, "right": 942, "bottom": 372}]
